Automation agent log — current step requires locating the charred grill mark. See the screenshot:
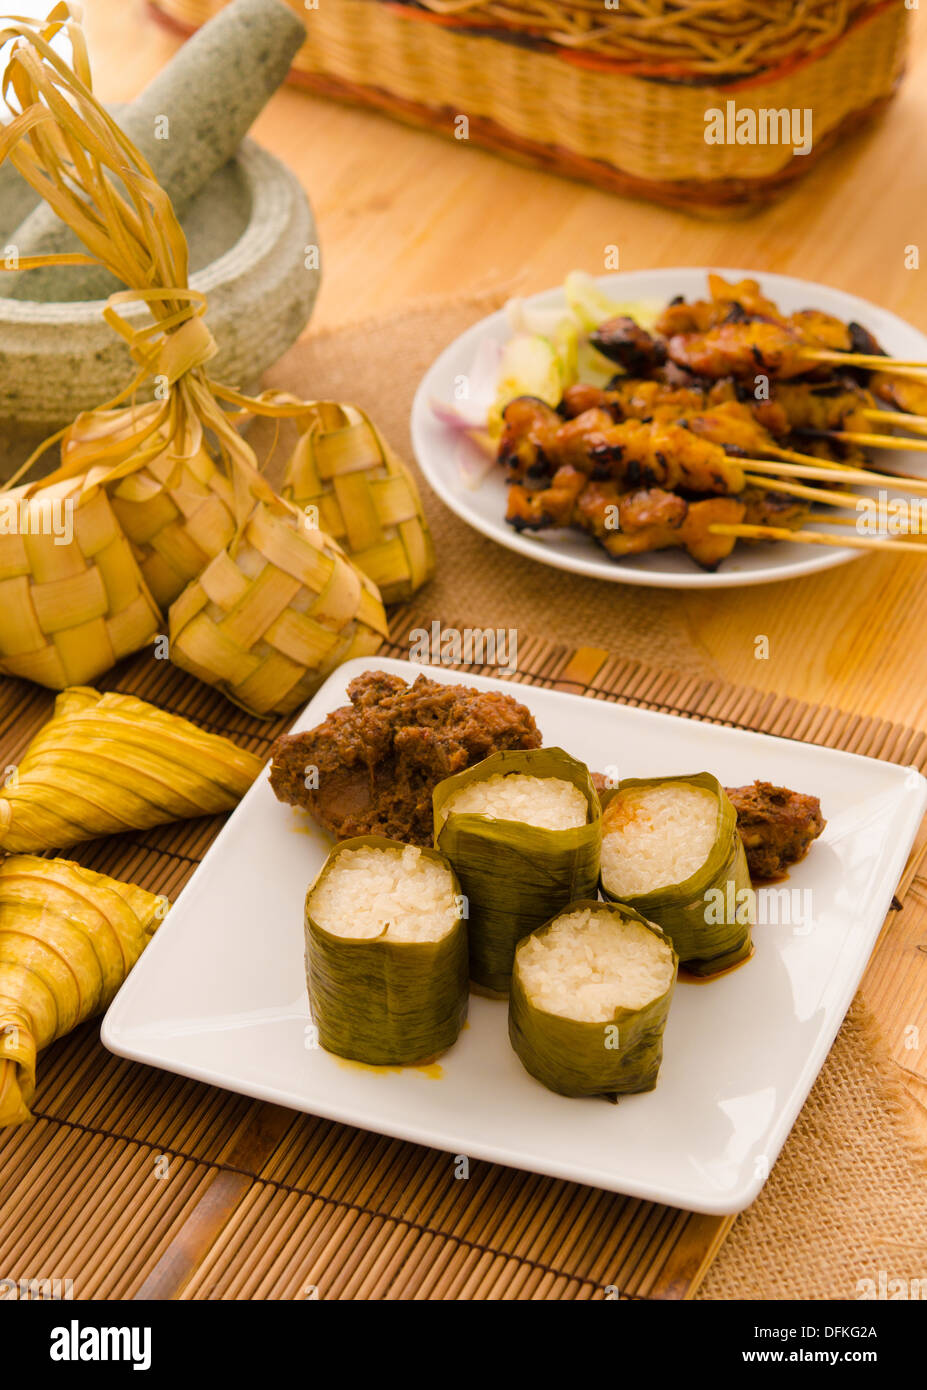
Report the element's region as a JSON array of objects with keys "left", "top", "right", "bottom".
[
  {"left": 509, "top": 512, "right": 552, "bottom": 532},
  {"left": 807, "top": 382, "right": 848, "bottom": 397},
  {"left": 849, "top": 321, "right": 884, "bottom": 357},
  {"left": 724, "top": 301, "right": 751, "bottom": 323},
  {"left": 591, "top": 442, "right": 625, "bottom": 462}
]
